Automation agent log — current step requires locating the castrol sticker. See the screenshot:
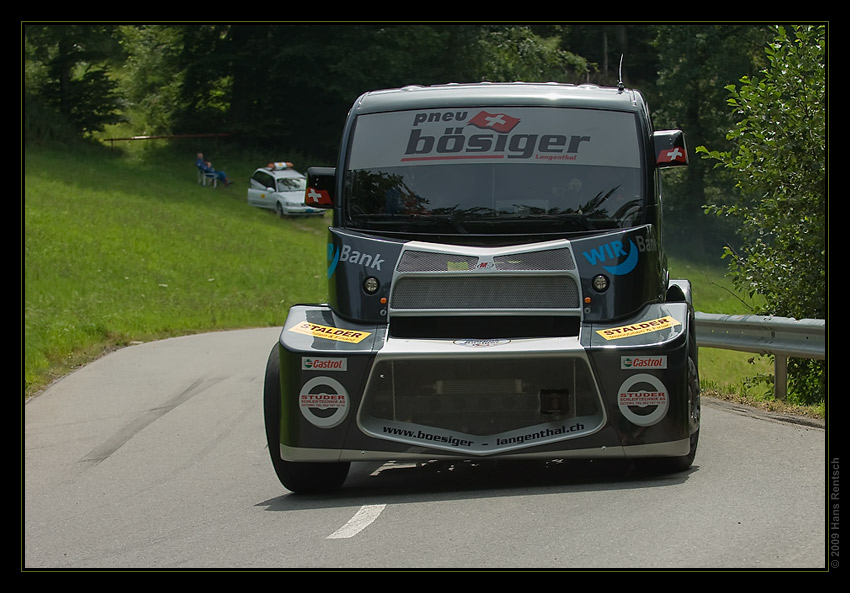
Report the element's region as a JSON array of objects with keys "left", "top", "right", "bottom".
[
  {"left": 617, "top": 374, "right": 669, "bottom": 426},
  {"left": 290, "top": 321, "right": 371, "bottom": 344},
  {"left": 299, "top": 376, "right": 349, "bottom": 428},
  {"left": 596, "top": 316, "right": 680, "bottom": 341},
  {"left": 302, "top": 357, "right": 348, "bottom": 371},
  {"left": 621, "top": 355, "right": 667, "bottom": 370}
]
